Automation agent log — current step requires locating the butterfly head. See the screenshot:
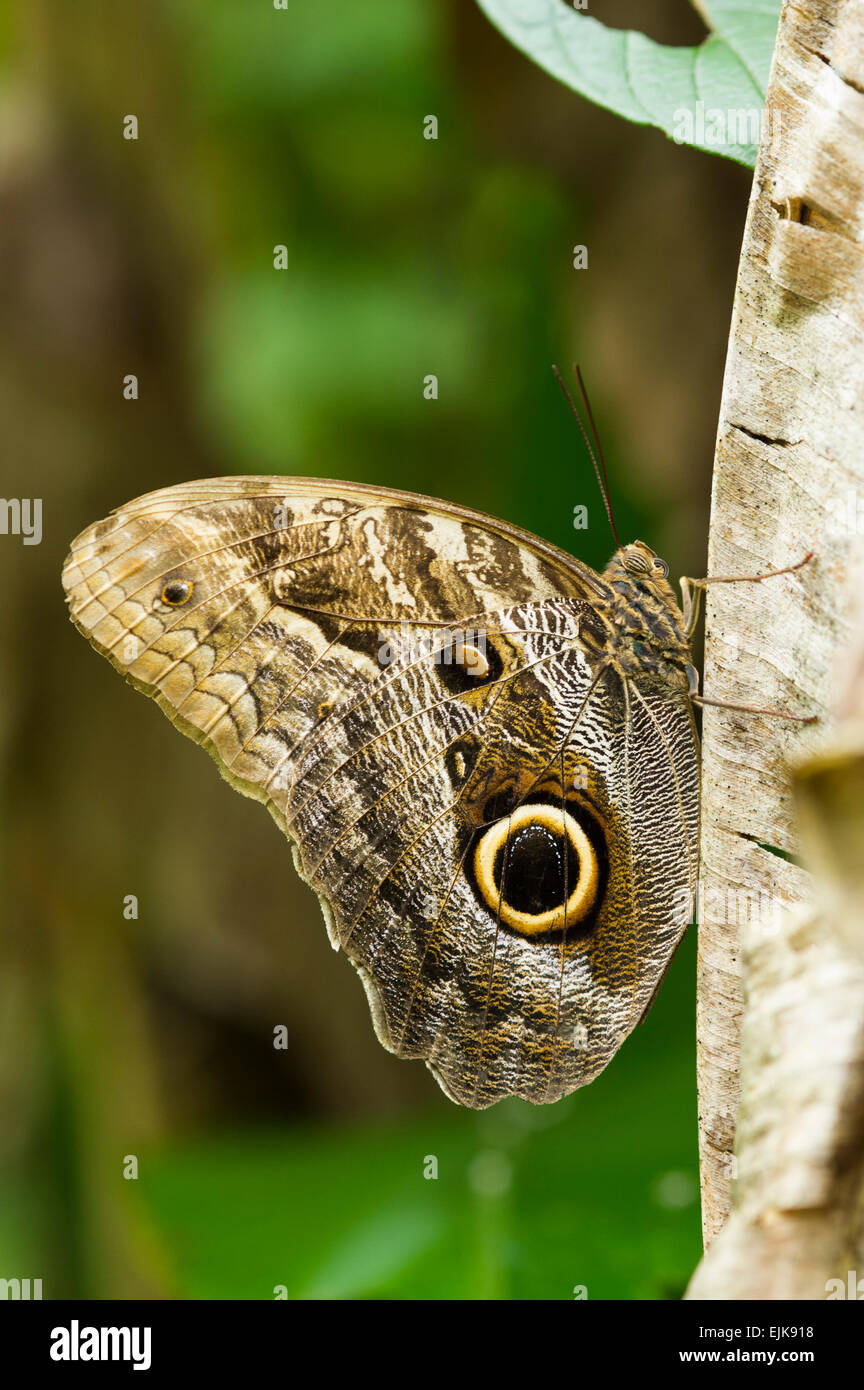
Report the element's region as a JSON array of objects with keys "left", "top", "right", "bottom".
[
  {"left": 601, "top": 540, "right": 691, "bottom": 670},
  {"left": 607, "top": 540, "right": 670, "bottom": 588}
]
